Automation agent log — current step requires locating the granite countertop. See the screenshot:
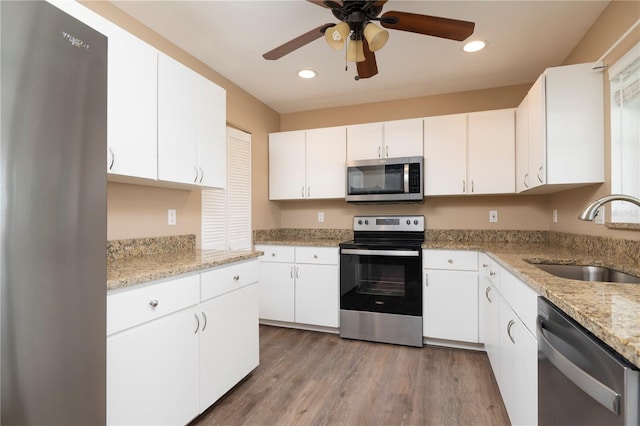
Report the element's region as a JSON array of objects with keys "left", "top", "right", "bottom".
[
  {"left": 254, "top": 238, "right": 346, "bottom": 247},
  {"left": 107, "top": 249, "right": 262, "bottom": 291},
  {"left": 427, "top": 241, "right": 640, "bottom": 368}
]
